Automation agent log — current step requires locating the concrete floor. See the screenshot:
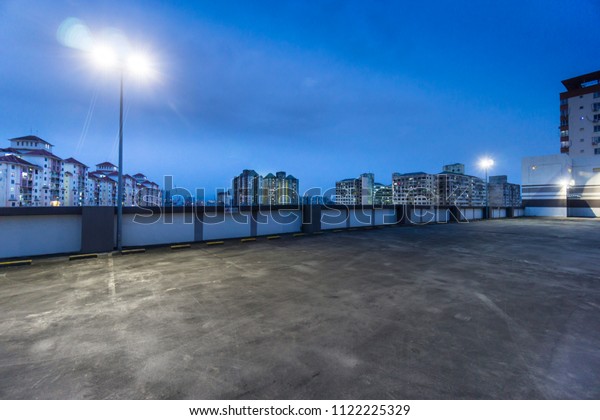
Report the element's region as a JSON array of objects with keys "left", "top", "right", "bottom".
[{"left": 1, "top": 217, "right": 599, "bottom": 399}]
